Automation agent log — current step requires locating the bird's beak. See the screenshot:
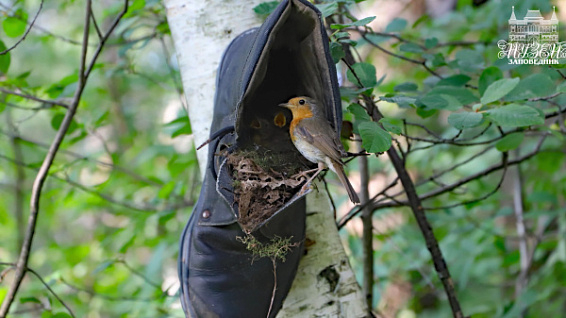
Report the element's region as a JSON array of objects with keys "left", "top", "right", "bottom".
[{"left": 278, "top": 103, "right": 290, "bottom": 109}]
